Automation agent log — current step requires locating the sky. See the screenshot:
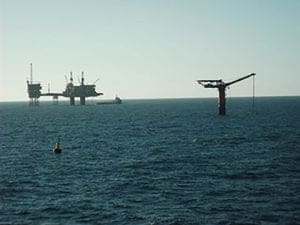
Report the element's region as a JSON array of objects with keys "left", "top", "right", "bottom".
[{"left": 0, "top": 0, "right": 299, "bottom": 101}]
